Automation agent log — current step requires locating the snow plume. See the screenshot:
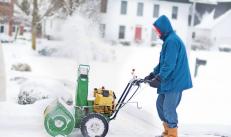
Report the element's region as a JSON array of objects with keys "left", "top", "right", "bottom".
[
  {"left": 40, "top": 13, "right": 115, "bottom": 64},
  {"left": 76, "top": 0, "right": 101, "bottom": 23}
]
